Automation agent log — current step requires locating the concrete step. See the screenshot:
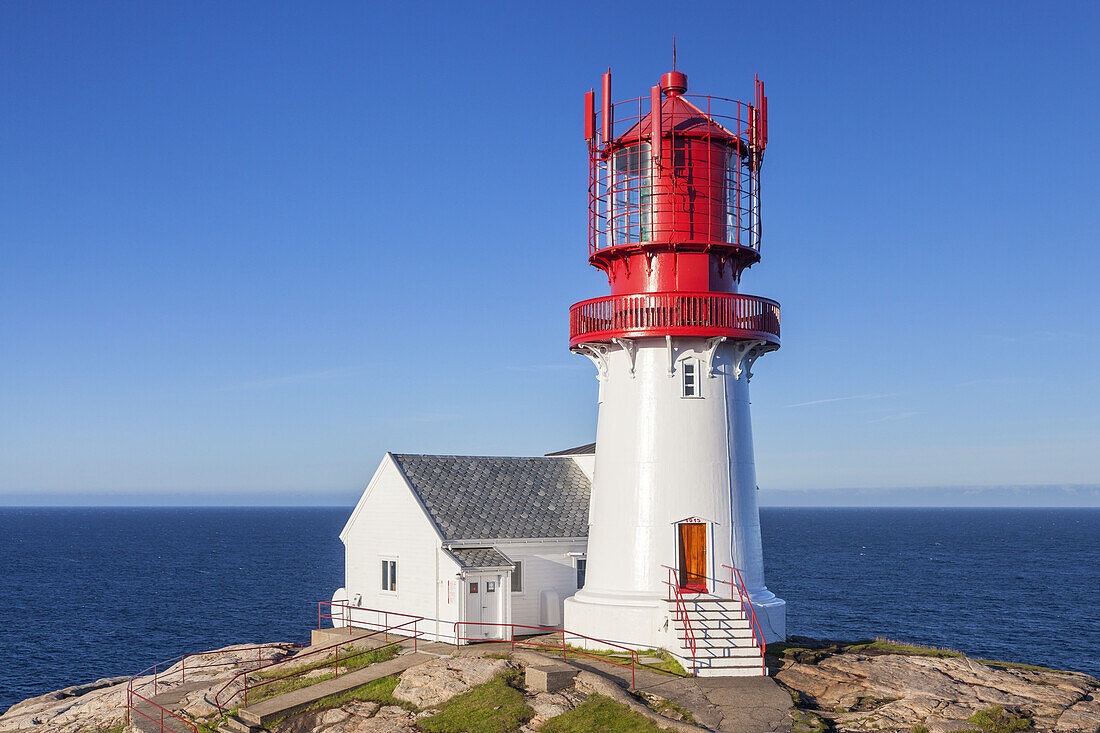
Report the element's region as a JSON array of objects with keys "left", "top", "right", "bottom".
[
  {"left": 219, "top": 715, "right": 262, "bottom": 733},
  {"left": 673, "top": 629, "right": 761, "bottom": 642},
  {"left": 673, "top": 620, "right": 752, "bottom": 633},
  {"left": 683, "top": 645, "right": 761, "bottom": 658},
  {"left": 674, "top": 618, "right": 751, "bottom": 629},
  {"left": 695, "top": 664, "right": 767, "bottom": 677},
  {"left": 238, "top": 652, "right": 429, "bottom": 728},
  {"left": 677, "top": 603, "right": 748, "bottom": 616}
]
